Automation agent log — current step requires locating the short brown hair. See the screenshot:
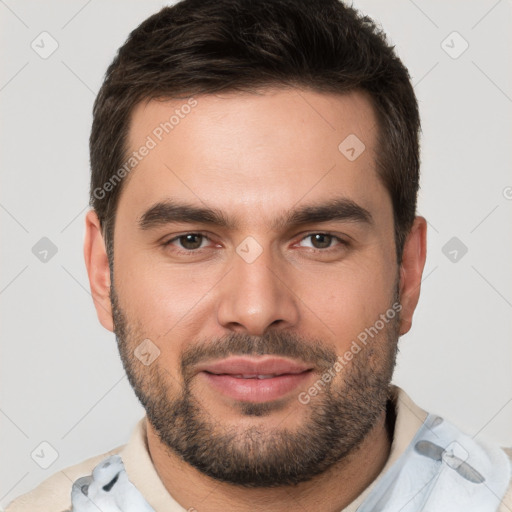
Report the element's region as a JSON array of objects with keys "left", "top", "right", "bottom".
[{"left": 90, "top": 0, "right": 420, "bottom": 264}]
